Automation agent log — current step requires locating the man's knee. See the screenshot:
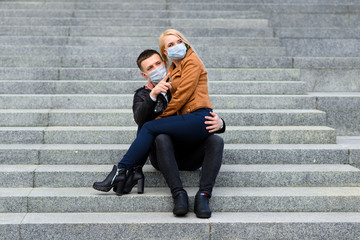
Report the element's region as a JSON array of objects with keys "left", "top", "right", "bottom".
[
  {"left": 205, "top": 135, "right": 224, "bottom": 149},
  {"left": 154, "top": 134, "right": 172, "bottom": 147}
]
